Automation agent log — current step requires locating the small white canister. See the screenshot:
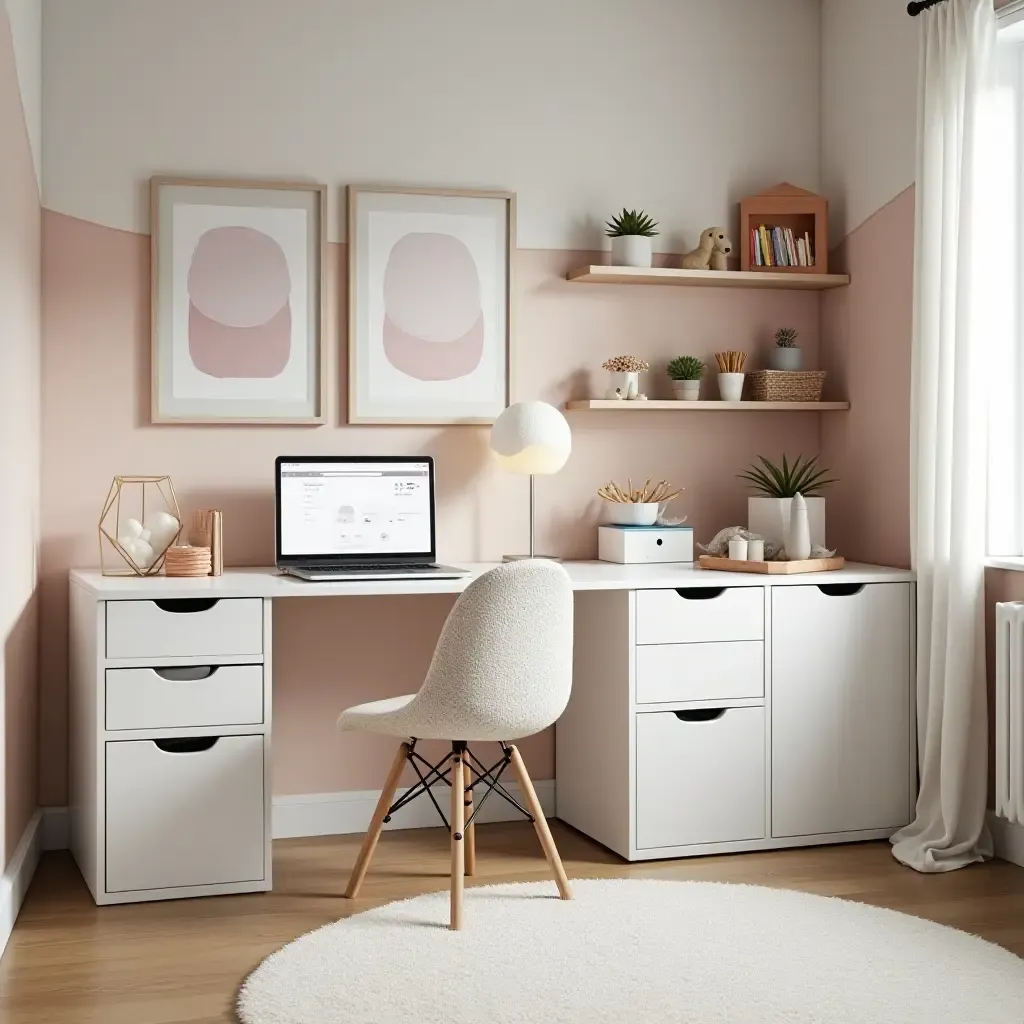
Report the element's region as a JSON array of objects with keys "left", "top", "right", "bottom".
[{"left": 728, "top": 536, "right": 749, "bottom": 561}]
